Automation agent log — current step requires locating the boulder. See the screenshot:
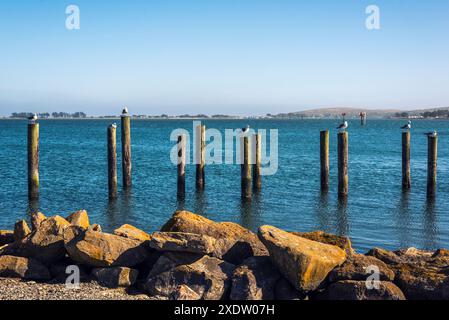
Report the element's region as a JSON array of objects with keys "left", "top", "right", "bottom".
[
  {"left": 161, "top": 211, "right": 267, "bottom": 264},
  {"left": 114, "top": 224, "right": 151, "bottom": 241},
  {"left": 230, "top": 256, "right": 281, "bottom": 300},
  {"left": 14, "top": 220, "right": 31, "bottom": 241},
  {"left": 145, "top": 252, "right": 235, "bottom": 300},
  {"left": 315, "top": 280, "right": 405, "bottom": 300},
  {"left": 66, "top": 210, "right": 90, "bottom": 229},
  {"left": 367, "top": 247, "right": 449, "bottom": 299},
  {"left": 292, "top": 231, "right": 354, "bottom": 256},
  {"left": 169, "top": 285, "right": 202, "bottom": 300},
  {"left": 92, "top": 267, "right": 139, "bottom": 288},
  {"left": 49, "top": 260, "right": 90, "bottom": 282},
  {"left": 0, "top": 255, "right": 51, "bottom": 281},
  {"left": 328, "top": 254, "right": 394, "bottom": 282},
  {"left": 30, "top": 212, "right": 47, "bottom": 230},
  {"left": 149, "top": 232, "right": 216, "bottom": 255},
  {"left": 133, "top": 249, "right": 163, "bottom": 280},
  {"left": 64, "top": 226, "right": 149, "bottom": 268},
  {"left": 0, "top": 230, "right": 14, "bottom": 246},
  {"left": 4, "top": 216, "right": 70, "bottom": 264},
  {"left": 258, "top": 225, "right": 346, "bottom": 292},
  {"left": 274, "top": 278, "right": 305, "bottom": 300}
]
